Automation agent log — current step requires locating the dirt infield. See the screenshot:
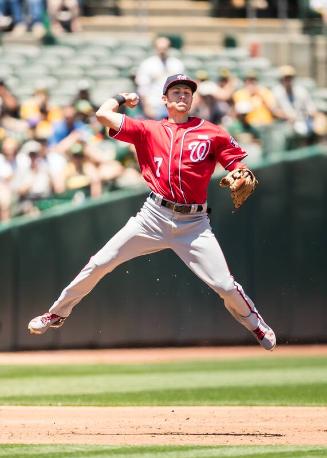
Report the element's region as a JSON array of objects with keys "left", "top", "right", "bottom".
[
  {"left": 1, "top": 344, "right": 327, "bottom": 365},
  {"left": 1, "top": 406, "right": 327, "bottom": 446},
  {"left": 1, "top": 346, "right": 327, "bottom": 446}
]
